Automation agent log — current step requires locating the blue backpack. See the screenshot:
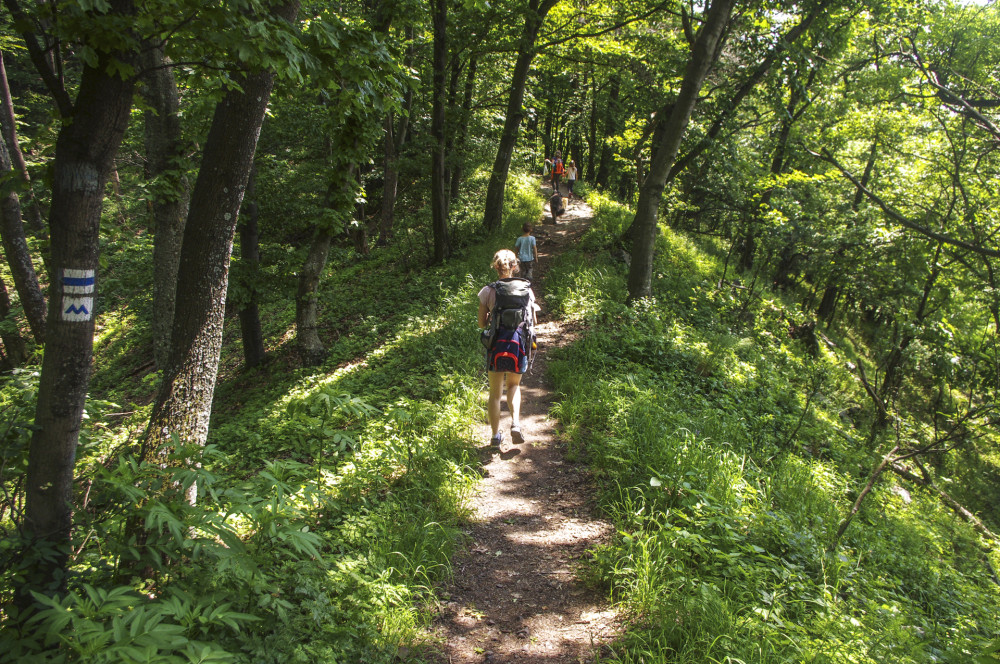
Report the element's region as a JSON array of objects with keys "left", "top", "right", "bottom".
[{"left": 480, "top": 278, "right": 535, "bottom": 373}]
